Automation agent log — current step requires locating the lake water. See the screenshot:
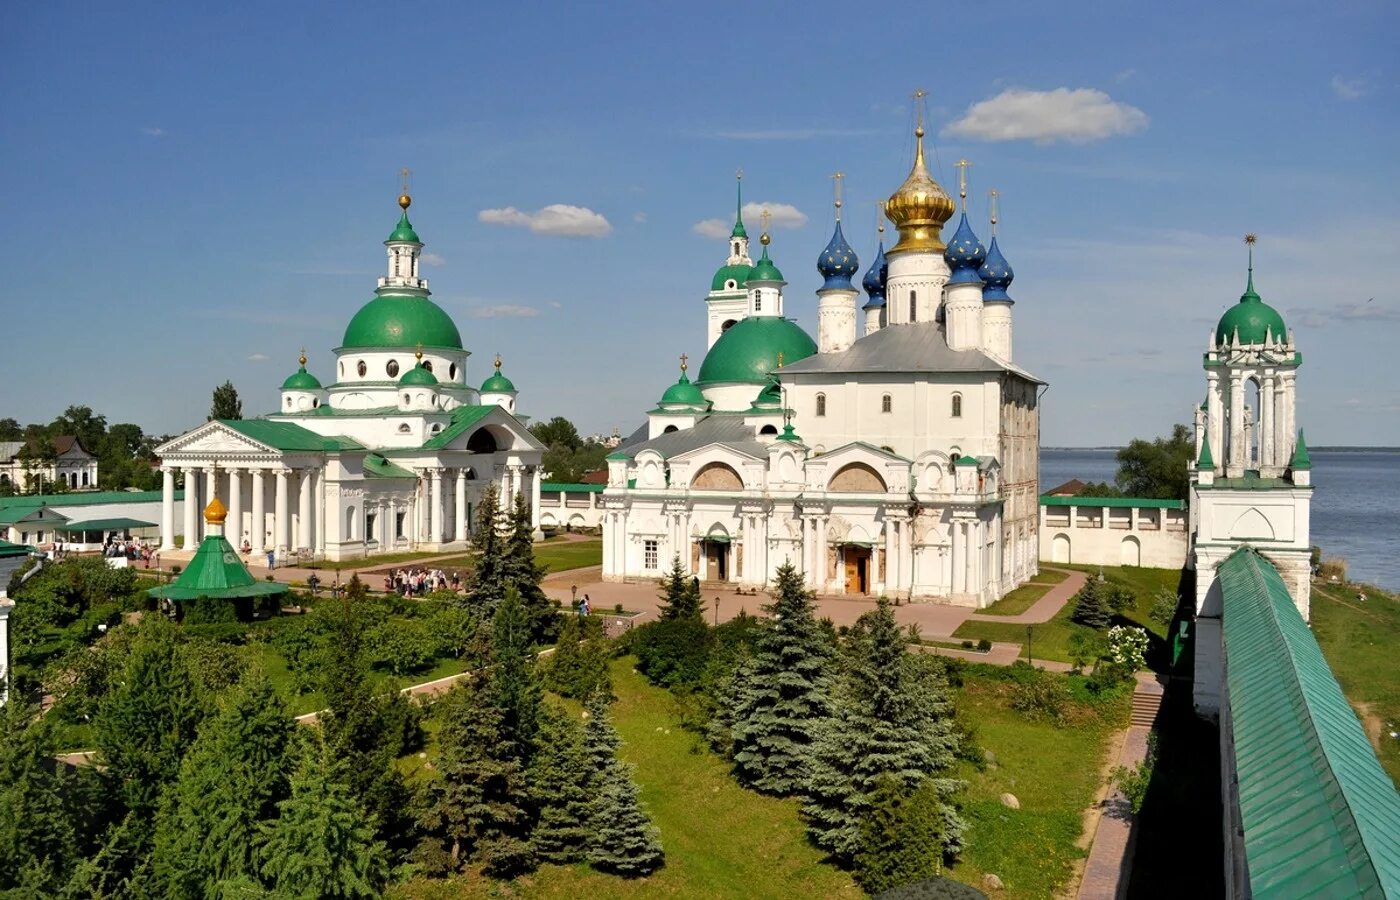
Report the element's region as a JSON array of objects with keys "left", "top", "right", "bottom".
[{"left": 1040, "top": 448, "right": 1400, "bottom": 591}]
